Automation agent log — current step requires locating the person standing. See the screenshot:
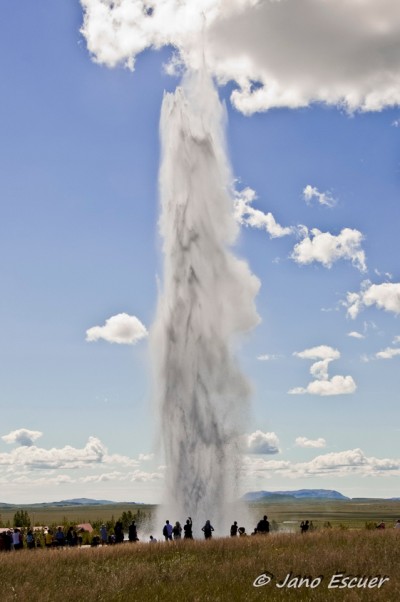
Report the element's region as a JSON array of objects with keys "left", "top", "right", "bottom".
[
  {"left": 26, "top": 529, "right": 35, "bottom": 549},
  {"left": 163, "top": 520, "right": 173, "bottom": 541},
  {"left": 55, "top": 527, "right": 65, "bottom": 547},
  {"left": 129, "top": 521, "right": 138, "bottom": 542},
  {"left": 100, "top": 524, "right": 108, "bottom": 545},
  {"left": 114, "top": 521, "right": 124, "bottom": 543},
  {"left": 230, "top": 521, "right": 238, "bottom": 537},
  {"left": 12, "top": 529, "right": 22, "bottom": 550},
  {"left": 183, "top": 517, "right": 193, "bottom": 539},
  {"left": 256, "top": 515, "right": 270, "bottom": 534},
  {"left": 202, "top": 520, "right": 214, "bottom": 540},
  {"left": 172, "top": 521, "right": 182, "bottom": 540}
]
